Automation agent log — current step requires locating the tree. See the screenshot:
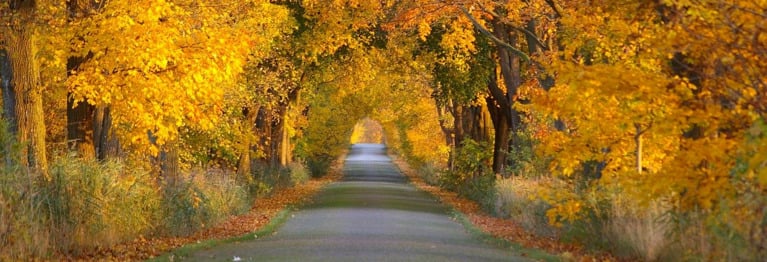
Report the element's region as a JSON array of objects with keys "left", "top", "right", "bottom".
[
  {"left": 66, "top": 0, "right": 292, "bottom": 175},
  {"left": 0, "top": 0, "right": 65, "bottom": 176}
]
